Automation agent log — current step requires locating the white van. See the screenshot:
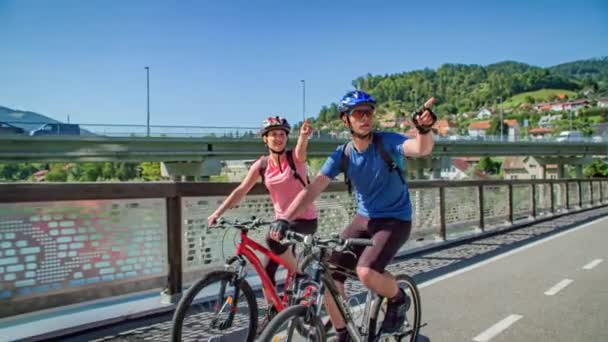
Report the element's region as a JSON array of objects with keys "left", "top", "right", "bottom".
[{"left": 555, "top": 131, "right": 583, "bottom": 142}]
